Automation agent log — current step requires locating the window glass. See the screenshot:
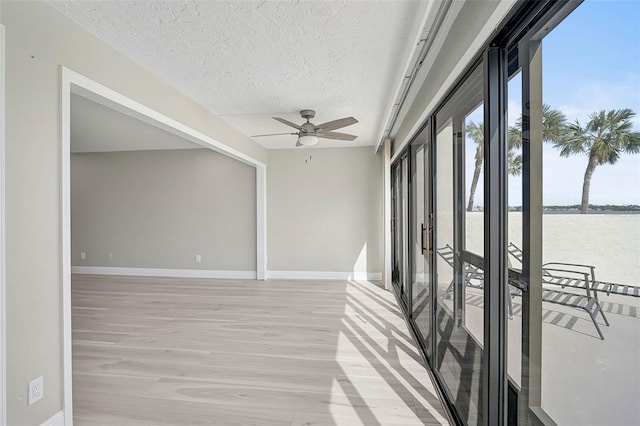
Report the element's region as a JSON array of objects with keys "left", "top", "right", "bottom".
[
  {"left": 435, "top": 64, "right": 485, "bottom": 425},
  {"left": 507, "top": 70, "right": 523, "bottom": 387},
  {"left": 539, "top": 2, "right": 640, "bottom": 424}
]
